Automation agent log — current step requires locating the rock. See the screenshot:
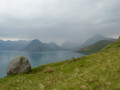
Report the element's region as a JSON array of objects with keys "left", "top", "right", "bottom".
[{"left": 7, "top": 56, "right": 31, "bottom": 75}]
